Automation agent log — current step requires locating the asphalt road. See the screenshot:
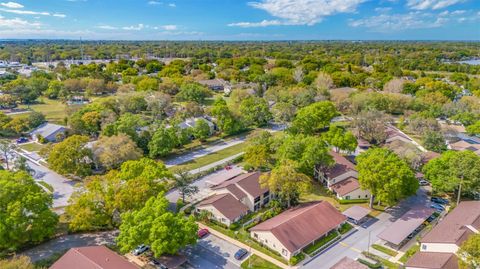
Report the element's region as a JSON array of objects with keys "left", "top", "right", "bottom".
[
  {"left": 303, "top": 188, "right": 430, "bottom": 269},
  {"left": 20, "top": 231, "right": 118, "bottom": 262}
]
